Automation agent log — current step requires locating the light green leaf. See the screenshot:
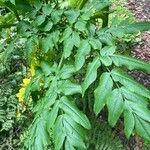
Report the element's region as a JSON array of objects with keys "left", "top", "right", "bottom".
[
  {"left": 25, "top": 37, "right": 38, "bottom": 63},
  {"left": 62, "top": 26, "right": 72, "bottom": 42},
  {"left": 63, "top": 114, "right": 86, "bottom": 140},
  {"left": 63, "top": 36, "right": 74, "bottom": 58},
  {"left": 89, "top": 38, "right": 102, "bottom": 50},
  {"left": 107, "top": 89, "right": 124, "bottom": 127},
  {"left": 94, "top": 72, "right": 113, "bottom": 115},
  {"left": 59, "top": 64, "right": 75, "bottom": 79},
  {"left": 52, "top": 30, "right": 60, "bottom": 48},
  {"left": 128, "top": 102, "right": 150, "bottom": 122},
  {"left": 51, "top": 10, "right": 63, "bottom": 24},
  {"left": 47, "top": 101, "right": 59, "bottom": 130},
  {"left": 75, "top": 40, "right": 91, "bottom": 71},
  {"left": 111, "top": 68, "right": 150, "bottom": 98},
  {"left": 98, "top": 32, "right": 114, "bottom": 46},
  {"left": 111, "top": 55, "right": 150, "bottom": 73},
  {"left": 54, "top": 116, "right": 66, "bottom": 150},
  {"left": 82, "top": 56, "right": 101, "bottom": 95},
  {"left": 135, "top": 117, "right": 150, "bottom": 142},
  {"left": 43, "top": 21, "right": 53, "bottom": 31},
  {"left": 58, "top": 80, "right": 82, "bottom": 95},
  {"left": 31, "top": 75, "right": 42, "bottom": 91},
  {"left": 65, "top": 9, "right": 80, "bottom": 24},
  {"left": 100, "top": 45, "right": 116, "bottom": 56},
  {"left": 25, "top": 115, "right": 49, "bottom": 150},
  {"left": 60, "top": 96, "right": 91, "bottom": 129},
  {"left": 42, "top": 4, "right": 52, "bottom": 15},
  {"left": 44, "top": 79, "right": 58, "bottom": 108},
  {"left": 40, "top": 61, "right": 52, "bottom": 76},
  {"left": 35, "top": 15, "right": 46, "bottom": 26},
  {"left": 75, "top": 19, "right": 87, "bottom": 32},
  {"left": 65, "top": 141, "right": 75, "bottom": 150},
  {"left": 80, "top": 11, "right": 91, "bottom": 20},
  {"left": 99, "top": 56, "right": 112, "bottom": 66},
  {"left": 118, "top": 21, "right": 150, "bottom": 34},
  {"left": 41, "top": 34, "right": 54, "bottom": 53},
  {"left": 63, "top": 115, "right": 86, "bottom": 149},
  {"left": 124, "top": 102, "right": 135, "bottom": 138},
  {"left": 121, "top": 87, "right": 148, "bottom": 107},
  {"left": 72, "top": 31, "right": 80, "bottom": 47}
]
